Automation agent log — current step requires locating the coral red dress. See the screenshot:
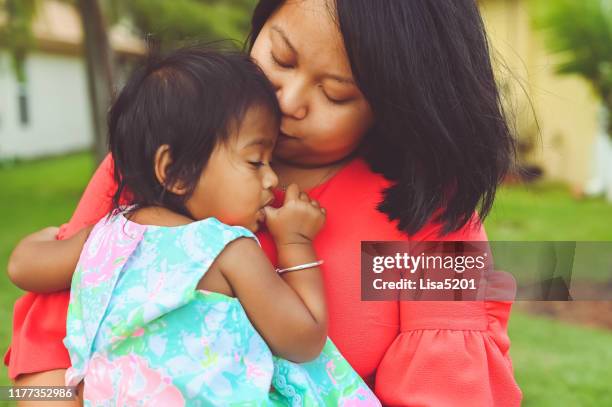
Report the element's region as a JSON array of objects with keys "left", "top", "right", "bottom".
[{"left": 5, "top": 154, "right": 522, "bottom": 406}]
